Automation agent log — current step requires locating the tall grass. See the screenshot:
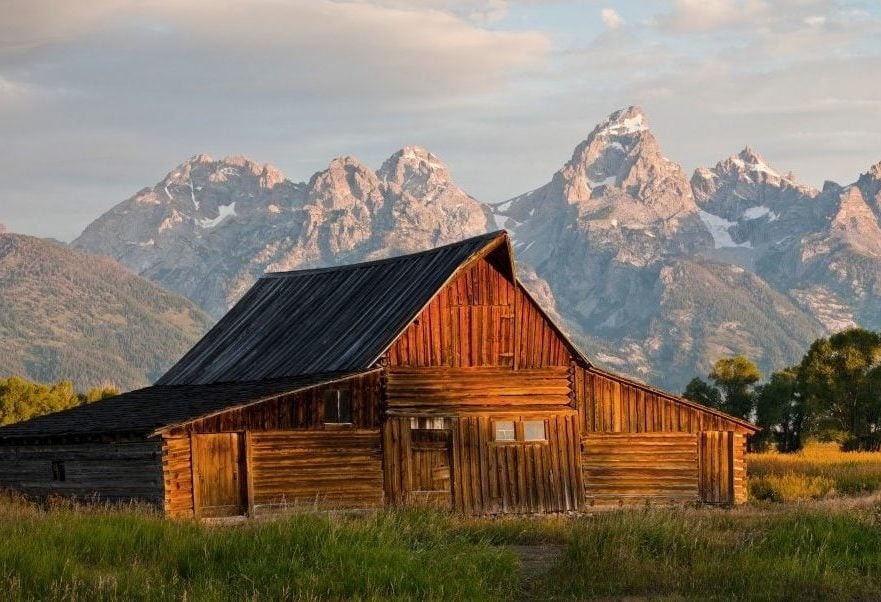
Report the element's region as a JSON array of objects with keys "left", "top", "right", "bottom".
[
  {"left": 748, "top": 443, "right": 881, "bottom": 501},
  {"left": 0, "top": 496, "right": 518, "bottom": 601},
  {"left": 532, "top": 505, "right": 881, "bottom": 600}
]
